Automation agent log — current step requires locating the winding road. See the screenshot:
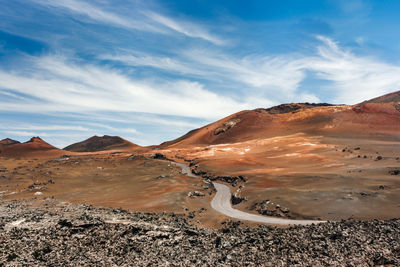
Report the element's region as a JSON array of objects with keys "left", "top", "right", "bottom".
[{"left": 173, "top": 162, "right": 325, "bottom": 225}]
